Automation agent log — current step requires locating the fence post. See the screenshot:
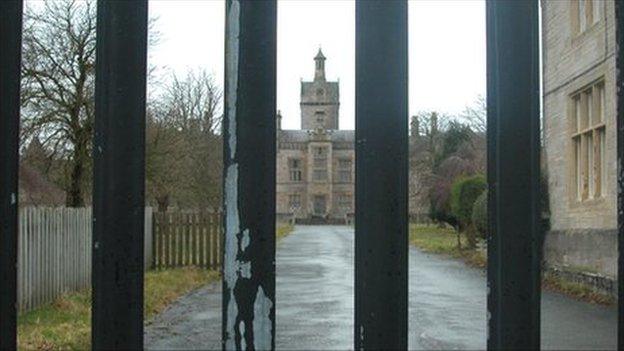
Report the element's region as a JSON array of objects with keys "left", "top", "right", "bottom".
[
  {"left": 354, "top": 1, "right": 408, "bottom": 349},
  {"left": 486, "top": 1, "right": 541, "bottom": 349},
  {"left": 92, "top": 1, "right": 148, "bottom": 349},
  {"left": 0, "top": 0, "right": 23, "bottom": 347},
  {"left": 207, "top": 214, "right": 214, "bottom": 269},
  {"left": 146, "top": 207, "right": 154, "bottom": 270},
  {"left": 185, "top": 213, "right": 191, "bottom": 266},
  {"left": 223, "top": 1, "right": 277, "bottom": 349}
]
